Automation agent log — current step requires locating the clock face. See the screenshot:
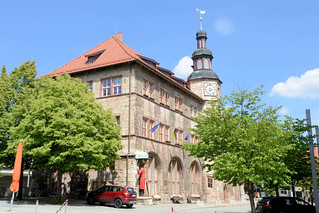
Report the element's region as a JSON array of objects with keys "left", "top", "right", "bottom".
[{"left": 204, "top": 83, "right": 217, "bottom": 96}]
